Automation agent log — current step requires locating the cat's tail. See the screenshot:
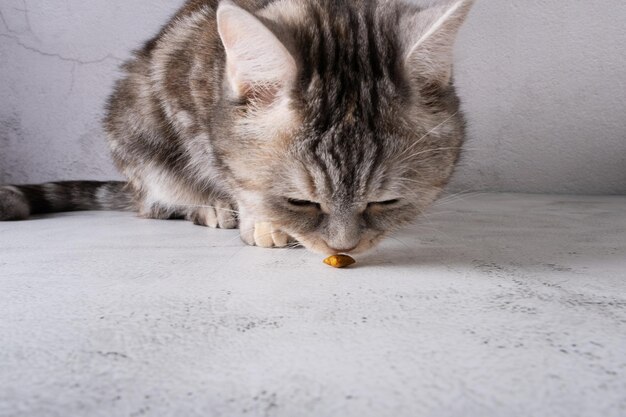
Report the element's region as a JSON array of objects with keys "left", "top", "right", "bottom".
[{"left": 0, "top": 181, "right": 134, "bottom": 221}]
